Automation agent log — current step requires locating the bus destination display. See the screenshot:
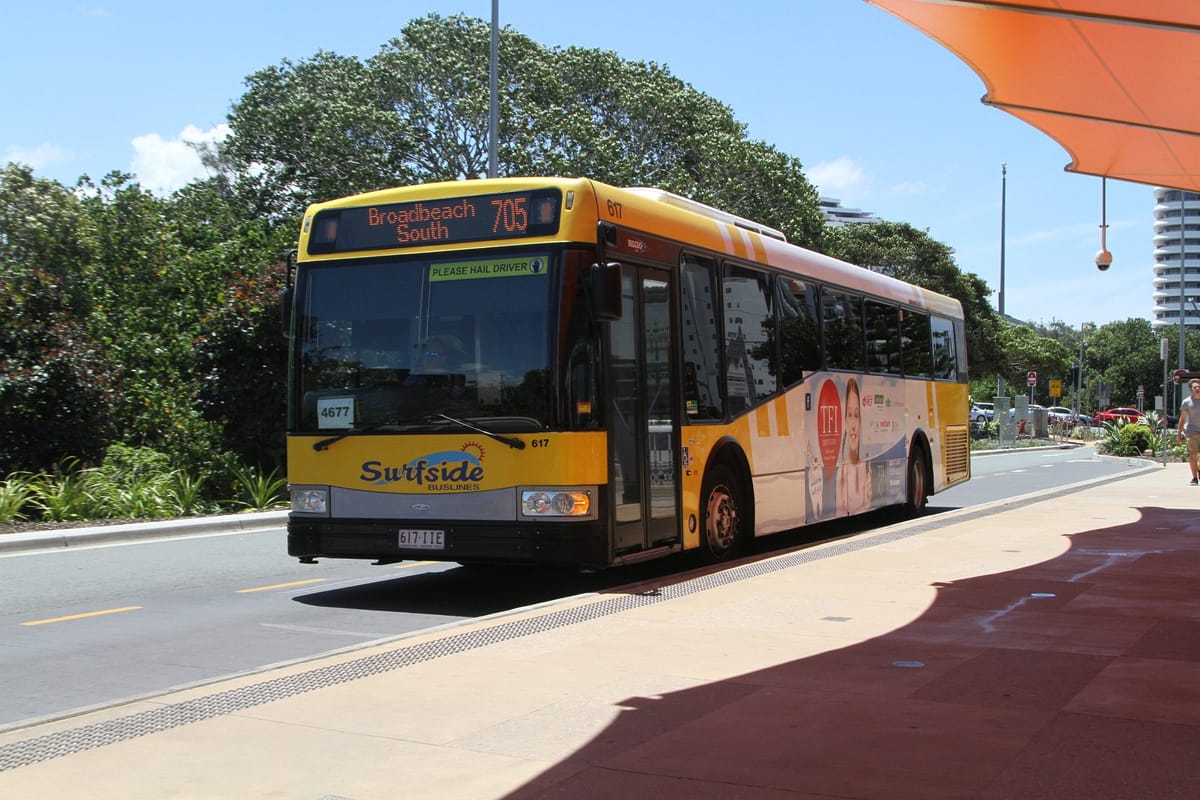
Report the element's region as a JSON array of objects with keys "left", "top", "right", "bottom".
[{"left": 307, "top": 188, "right": 562, "bottom": 254}]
